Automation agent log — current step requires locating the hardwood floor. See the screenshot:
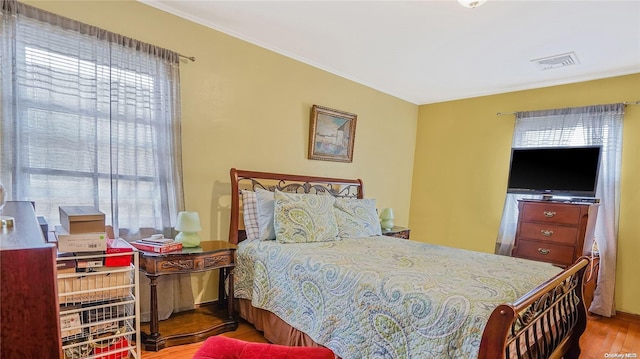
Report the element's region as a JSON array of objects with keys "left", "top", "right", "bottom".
[
  {"left": 141, "top": 313, "right": 640, "bottom": 358},
  {"left": 141, "top": 319, "right": 267, "bottom": 359},
  {"left": 580, "top": 313, "right": 640, "bottom": 359}
]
